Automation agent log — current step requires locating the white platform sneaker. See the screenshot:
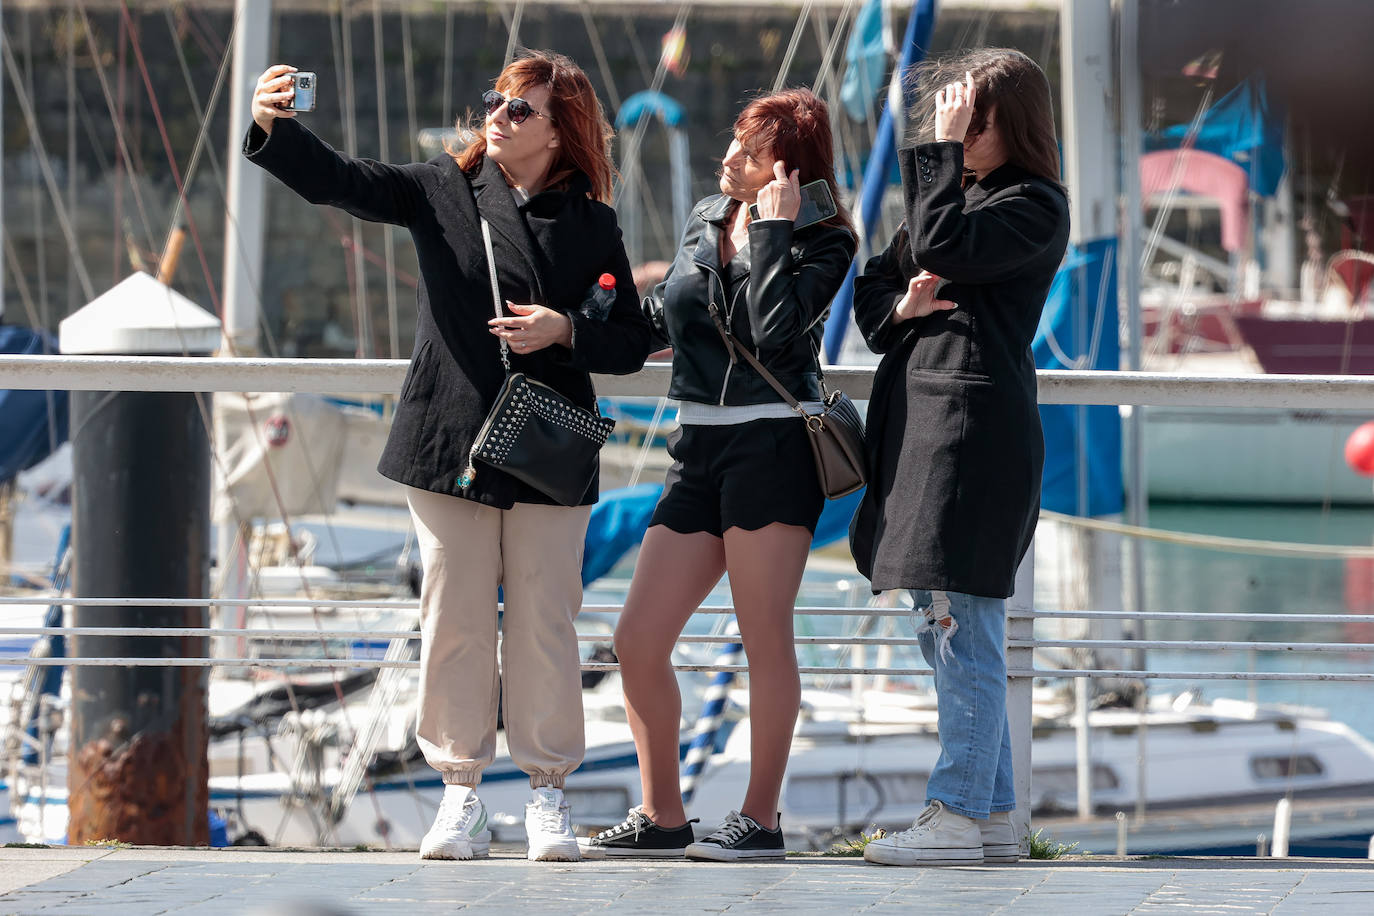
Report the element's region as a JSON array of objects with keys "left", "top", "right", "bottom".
[
  {"left": 980, "top": 811, "right": 1021, "bottom": 862},
  {"left": 863, "top": 800, "right": 984, "bottom": 866},
  {"left": 525, "top": 787, "right": 581, "bottom": 862},
  {"left": 420, "top": 784, "right": 491, "bottom": 860}
]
